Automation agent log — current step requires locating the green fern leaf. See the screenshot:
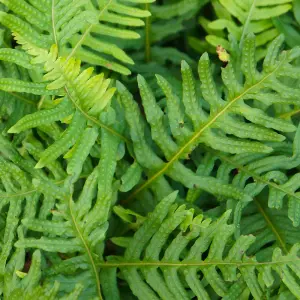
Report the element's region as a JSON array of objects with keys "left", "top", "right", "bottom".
[
  {"left": 118, "top": 34, "right": 299, "bottom": 204},
  {"left": 0, "top": 0, "right": 153, "bottom": 74},
  {"left": 190, "top": 0, "right": 293, "bottom": 59},
  {"left": 101, "top": 193, "right": 300, "bottom": 300}
]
